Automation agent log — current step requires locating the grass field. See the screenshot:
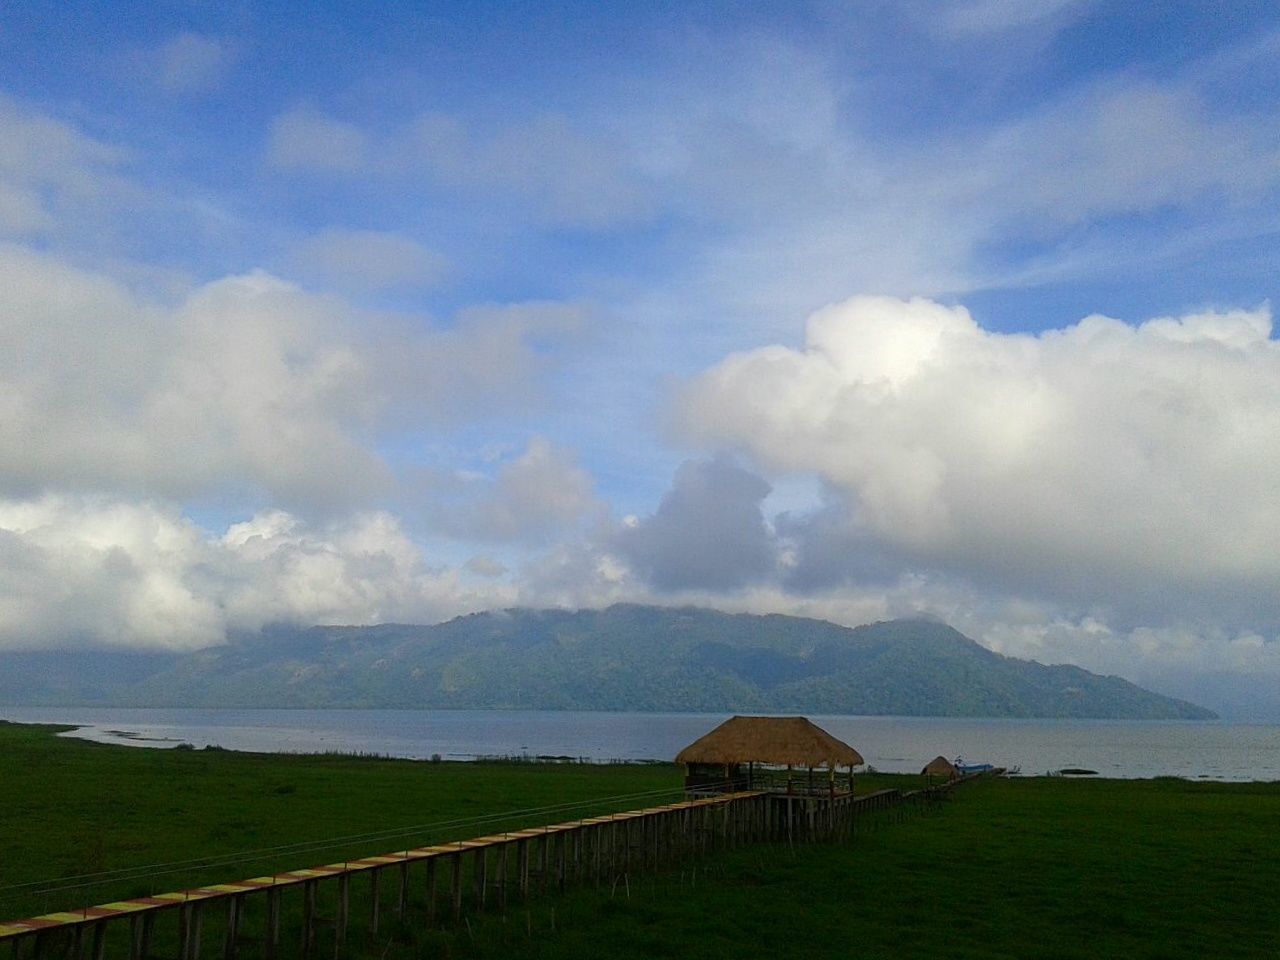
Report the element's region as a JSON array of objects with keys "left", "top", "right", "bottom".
[
  {"left": 0, "top": 720, "right": 679, "bottom": 922},
  {"left": 3, "top": 720, "right": 1279, "bottom": 959}
]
